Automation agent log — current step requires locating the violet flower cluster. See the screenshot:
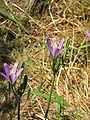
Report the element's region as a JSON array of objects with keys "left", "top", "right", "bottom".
[
  {"left": 46, "top": 36, "right": 64, "bottom": 58},
  {"left": 0, "top": 61, "right": 23, "bottom": 84}
]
